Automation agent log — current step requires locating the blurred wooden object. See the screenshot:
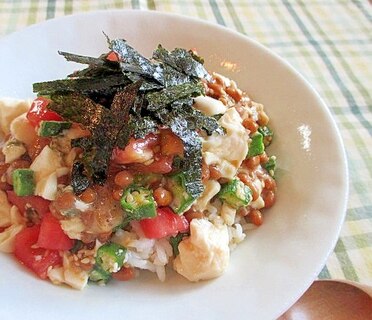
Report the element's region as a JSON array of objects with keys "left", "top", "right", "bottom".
[{"left": 278, "top": 281, "right": 372, "bottom": 320}]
